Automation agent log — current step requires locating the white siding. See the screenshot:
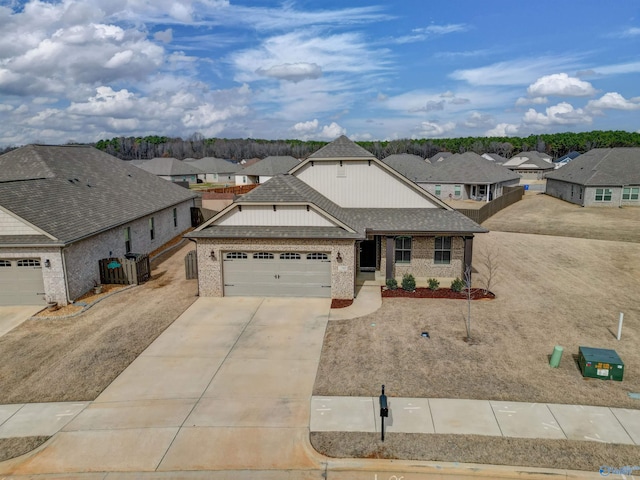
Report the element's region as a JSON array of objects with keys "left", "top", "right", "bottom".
[
  {"left": 216, "top": 205, "right": 335, "bottom": 227},
  {"left": 0, "top": 209, "right": 41, "bottom": 235},
  {"left": 296, "top": 160, "right": 439, "bottom": 208}
]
